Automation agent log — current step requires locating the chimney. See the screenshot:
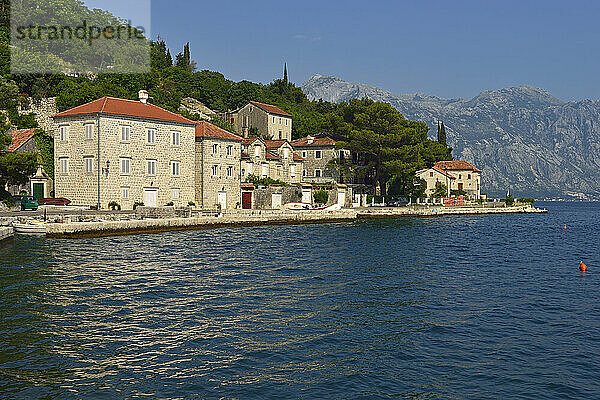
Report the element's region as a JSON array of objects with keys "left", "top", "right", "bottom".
[
  {"left": 138, "top": 90, "right": 149, "bottom": 105},
  {"left": 307, "top": 135, "right": 314, "bottom": 144},
  {"left": 242, "top": 126, "right": 249, "bottom": 138}
]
